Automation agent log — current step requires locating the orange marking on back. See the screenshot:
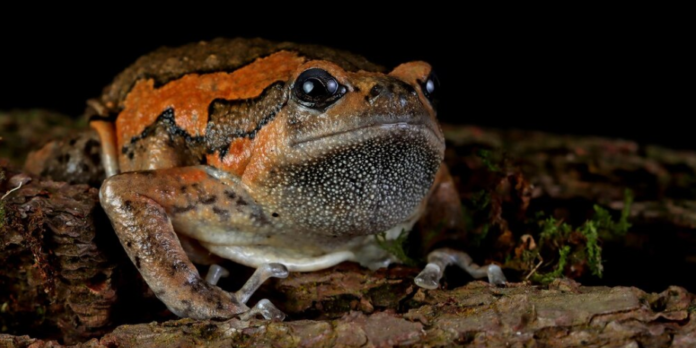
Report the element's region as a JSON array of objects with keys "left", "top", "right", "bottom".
[
  {"left": 241, "top": 114, "right": 287, "bottom": 185},
  {"left": 116, "top": 51, "right": 305, "bottom": 149},
  {"left": 206, "top": 138, "right": 253, "bottom": 176},
  {"left": 178, "top": 169, "right": 208, "bottom": 183}
]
